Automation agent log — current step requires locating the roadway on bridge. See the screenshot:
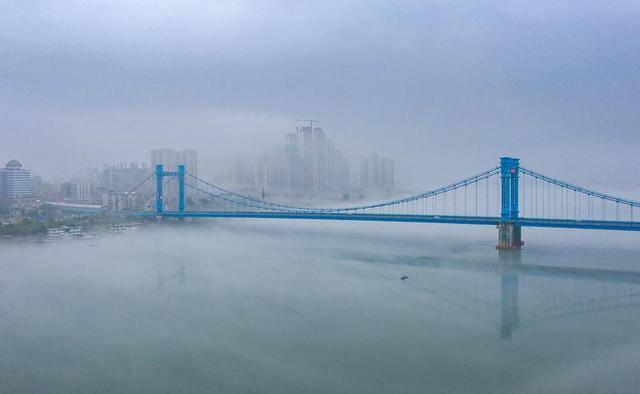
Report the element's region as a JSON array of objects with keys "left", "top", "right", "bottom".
[{"left": 133, "top": 211, "right": 640, "bottom": 231}]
